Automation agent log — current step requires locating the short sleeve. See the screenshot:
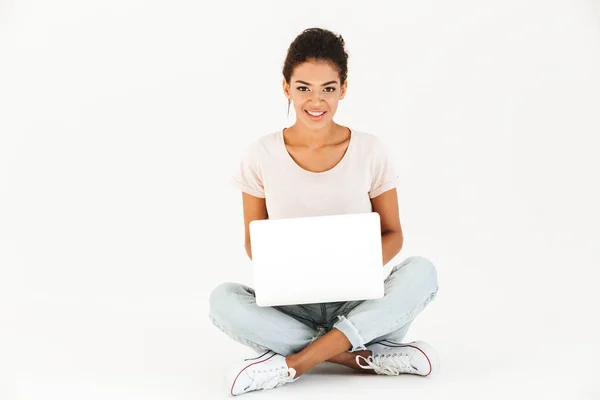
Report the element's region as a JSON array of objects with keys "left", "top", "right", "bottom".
[
  {"left": 231, "top": 143, "right": 265, "bottom": 198},
  {"left": 369, "top": 138, "right": 399, "bottom": 198}
]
